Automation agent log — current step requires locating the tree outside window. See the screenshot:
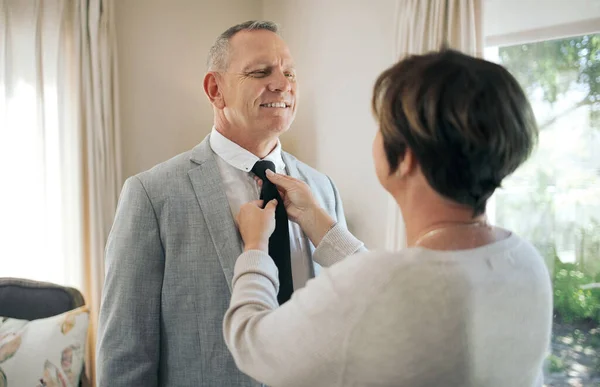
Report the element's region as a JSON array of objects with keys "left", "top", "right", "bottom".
[{"left": 487, "top": 34, "right": 600, "bottom": 386}]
